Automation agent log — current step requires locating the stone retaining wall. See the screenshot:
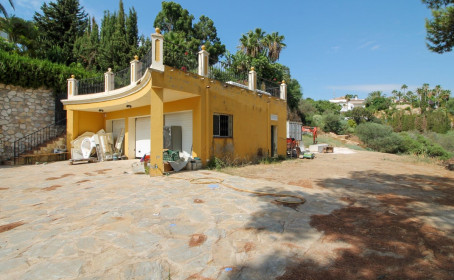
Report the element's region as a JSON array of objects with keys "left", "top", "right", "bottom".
[{"left": 0, "top": 83, "right": 55, "bottom": 161}]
